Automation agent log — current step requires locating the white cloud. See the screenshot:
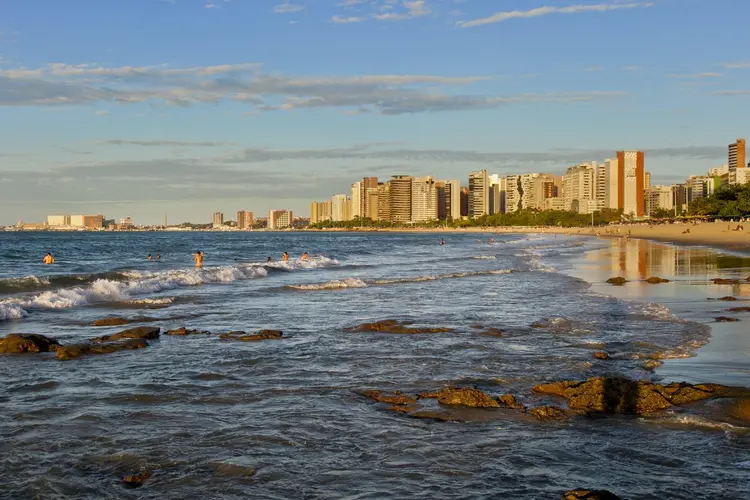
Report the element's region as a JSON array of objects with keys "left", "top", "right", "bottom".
[
  {"left": 723, "top": 61, "right": 750, "bottom": 70},
  {"left": 667, "top": 72, "right": 723, "bottom": 79},
  {"left": 459, "top": 2, "right": 653, "bottom": 28},
  {"left": 331, "top": 16, "right": 366, "bottom": 23},
  {"left": 274, "top": 3, "right": 304, "bottom": 13}
]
